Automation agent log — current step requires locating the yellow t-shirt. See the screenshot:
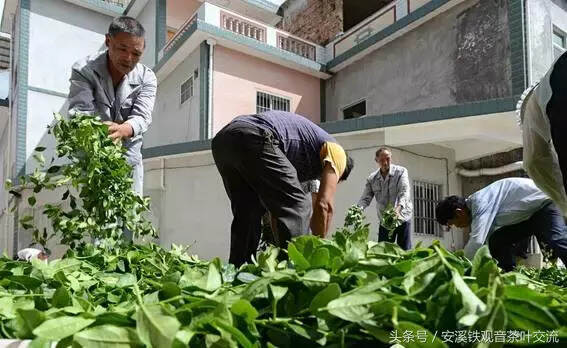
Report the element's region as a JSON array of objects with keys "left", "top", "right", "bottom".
[{"left": 320, "top": 142, "right": 347, "bottom": 178}]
